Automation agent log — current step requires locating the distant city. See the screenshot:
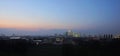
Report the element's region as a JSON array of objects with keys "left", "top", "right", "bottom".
[
  {"left": 0, "top": 0, "right": 120, "bottom": 56},
  {"left": 0, "top": 30, "right": 120, "bottom": 56},
  {"left": 0, "top": 30, "right": 119, "bottom": 46}
]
